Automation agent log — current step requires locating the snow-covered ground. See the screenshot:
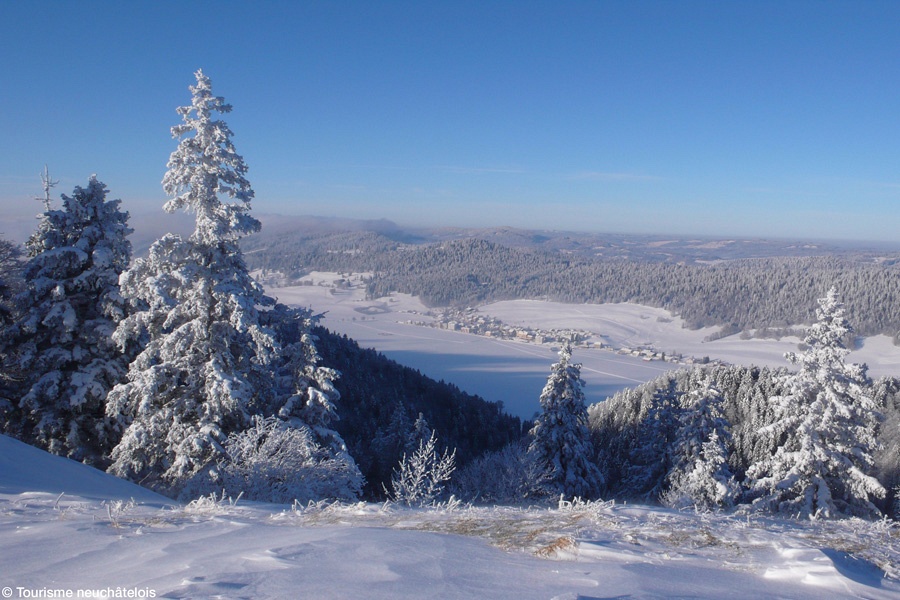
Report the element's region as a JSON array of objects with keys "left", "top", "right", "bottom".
[
  {"left": 2, "top": 434, "right": 898, "bottom": 599},
  {"left": 267, "top": 273, "right": 900, "bottom": 420},
  {"left": 268, "top": 274, "right": 674, "bottom": 419},
  {"left": 482, "top": 298, "right": 900, "bottom": 378}
]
